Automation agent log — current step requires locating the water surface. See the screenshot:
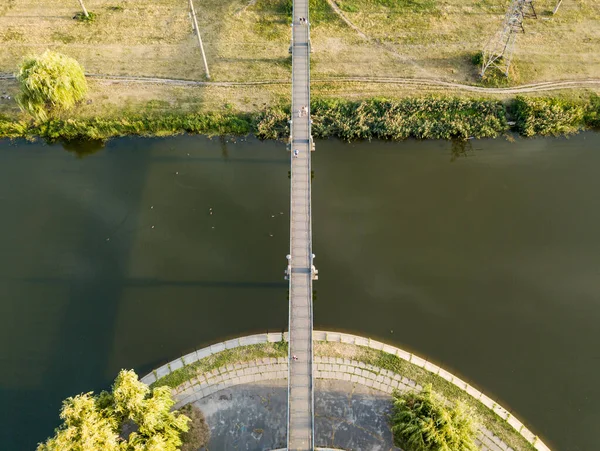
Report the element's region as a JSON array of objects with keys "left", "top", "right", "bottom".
[{"left": 0, "top": 133, "right": 598, "bottom": 450}]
